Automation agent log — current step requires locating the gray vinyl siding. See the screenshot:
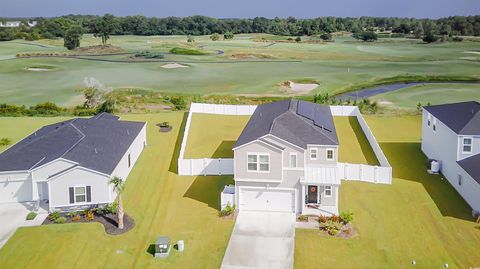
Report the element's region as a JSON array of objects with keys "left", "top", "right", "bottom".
[
  {"left": 234, "top": 141, "right": 283, "bottom": 181},
  {"left": 262, "top": 135, "right": 305, "bottom": 168},
  {"left": 421, "top": 110, "right": 480, "bottom": 211},
  {"left": 318, "top": 185, "right": 337, "bottom": 206}
]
